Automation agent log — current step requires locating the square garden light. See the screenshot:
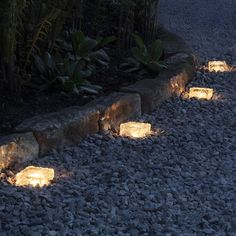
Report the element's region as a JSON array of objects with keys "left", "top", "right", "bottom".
[
  {"left": 120, "top": 122, "right": 151, "bottom": 138},
  {"left": 208, "top": 61, "right": 230, "bottom": 72},
  {"left": 189, "top": 87, "right": 214, "bottom": 100},
  {"left": 15, "top": 166, "right": 54, "bottom": 187}
]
